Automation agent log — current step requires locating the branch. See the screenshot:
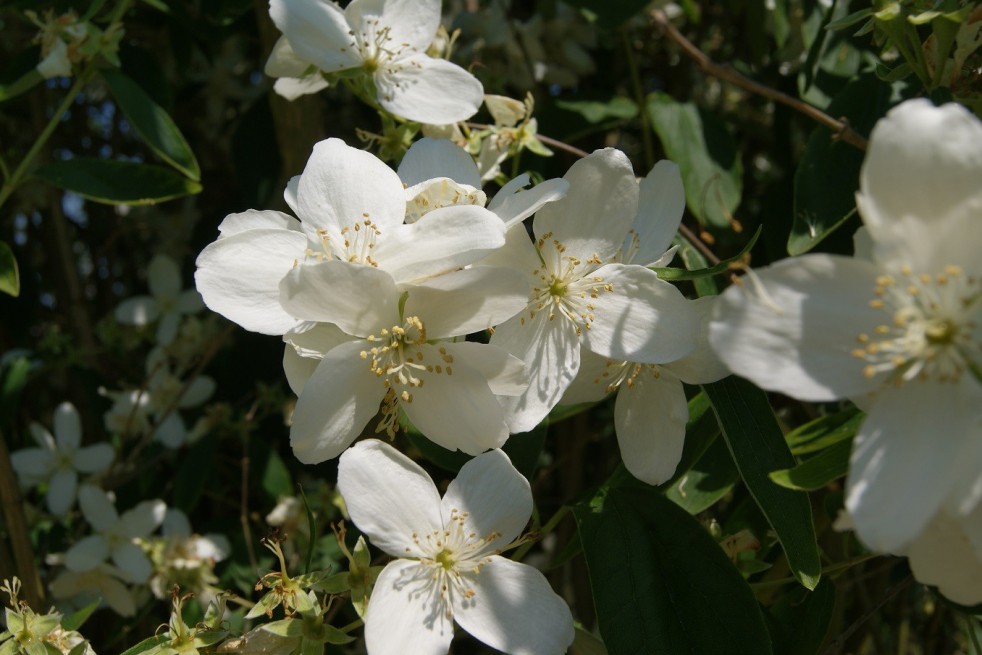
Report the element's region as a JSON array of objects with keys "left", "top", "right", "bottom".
[{"left": 649, "top": 9, "right": 868, "bottom": 151}]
